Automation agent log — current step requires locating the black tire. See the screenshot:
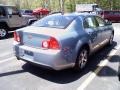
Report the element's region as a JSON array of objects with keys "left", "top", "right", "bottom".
[
  {"left": 74, "top": 48, "right": 88, "bottom": 71},
  {"left": 118, "top": 71, "right": 120, "bottom": 81},
  {"left": 16, "top": 57, "right": 20, "bottom": 60},
  {"left": 0, "top": 26, "right": 8, "bottom": 39},
  {"left": 108, "top": 34, "right": 114, "bottom": 46},
  {"left": 118, "top": 62, "right": 120, "bottom": 81}
]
